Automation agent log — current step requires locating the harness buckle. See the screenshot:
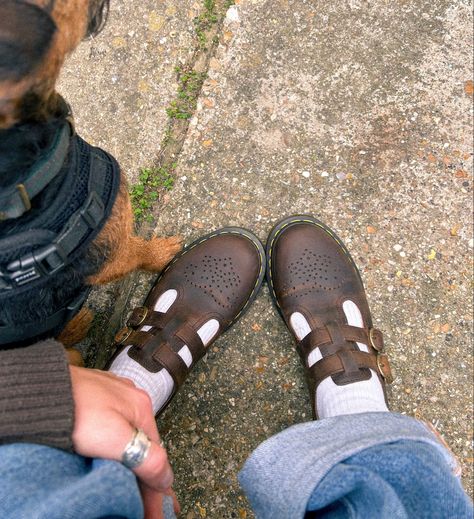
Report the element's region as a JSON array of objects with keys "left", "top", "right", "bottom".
[{"left": 4, "top": 244, "right": 67, "bottom": 288}]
